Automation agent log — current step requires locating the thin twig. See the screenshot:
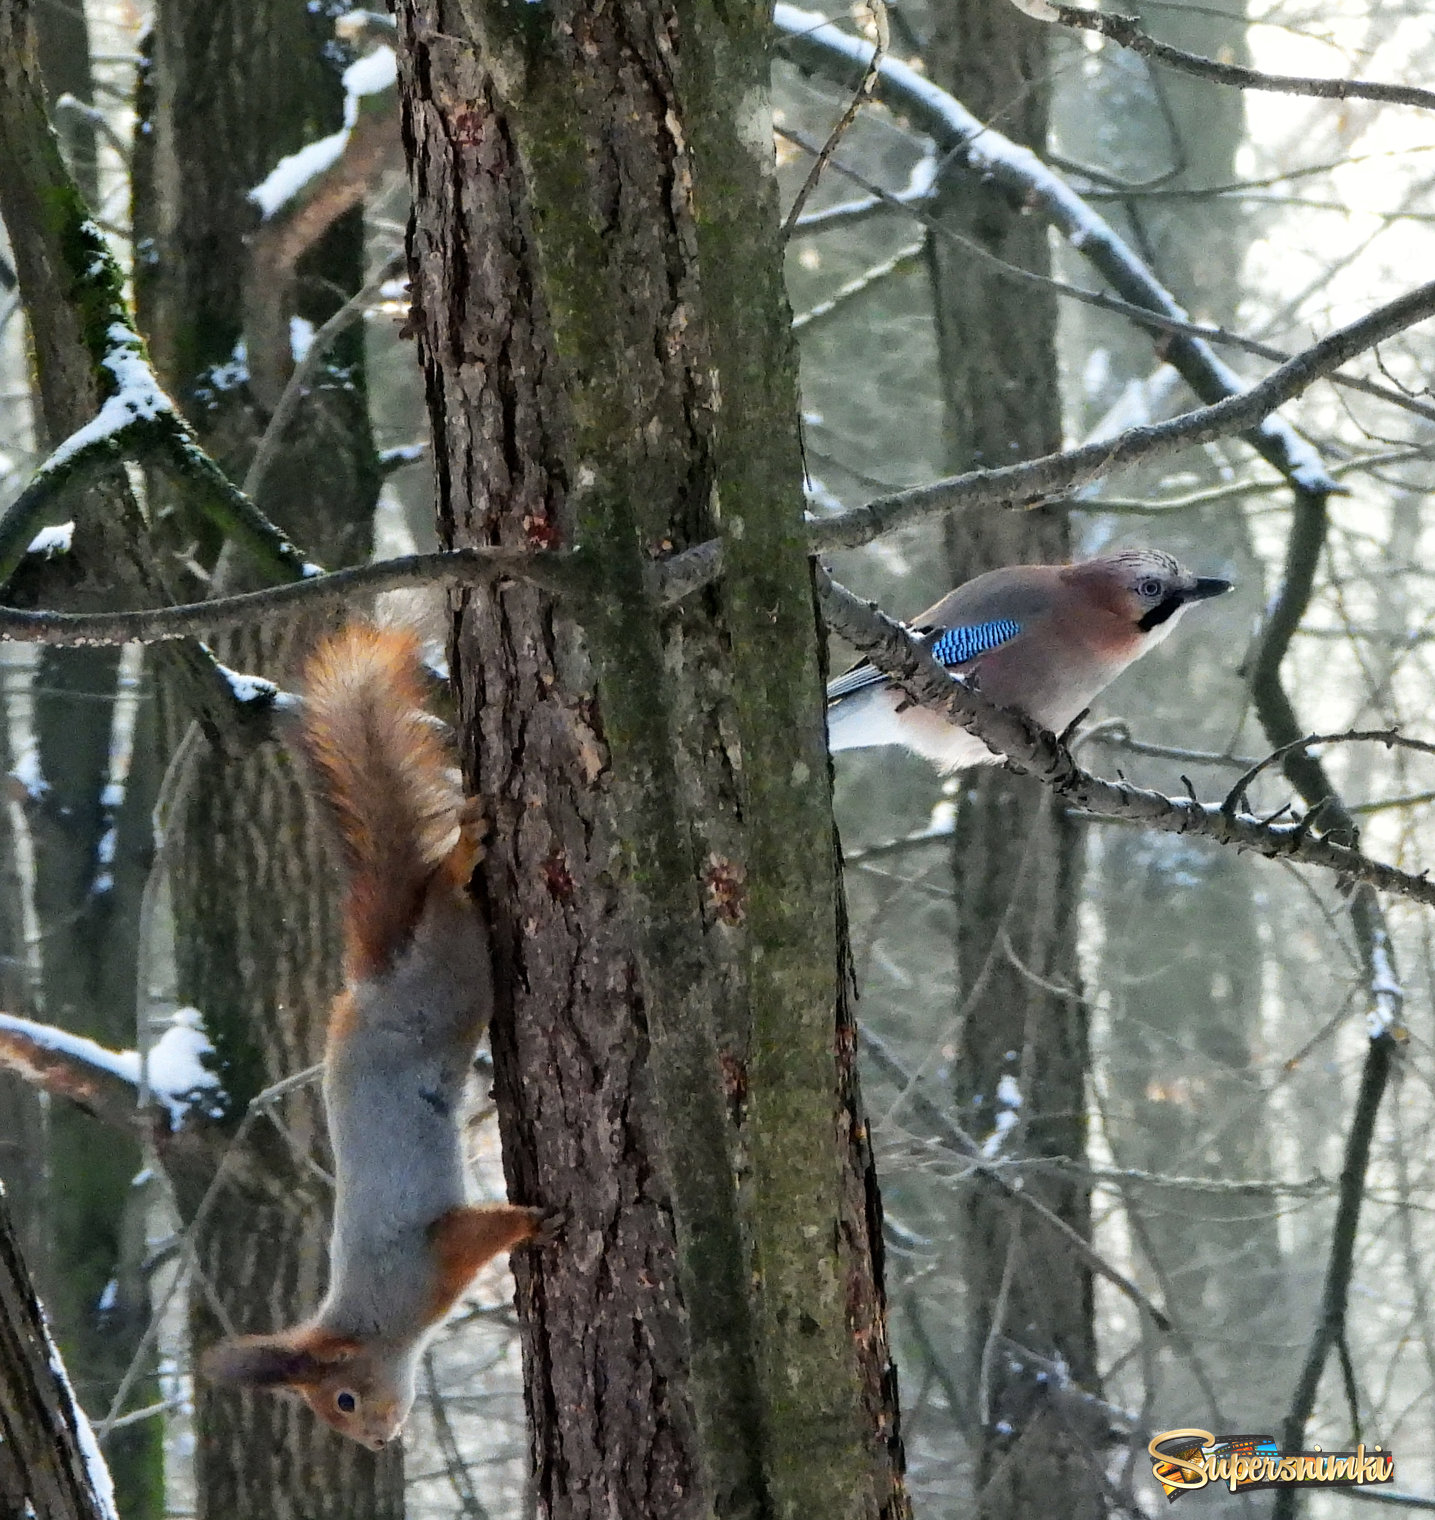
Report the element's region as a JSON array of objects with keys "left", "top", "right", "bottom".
[
  {"left": 95, "top": 1061, "right": 324, "bottom": 1439},
  {"left": 774, "top": 2, "right": 1335, "bottom": 495},
  {"left": 791, "top": 236, "right": 925, "bottom": 333},
  {"left": 423, "top": 1351, "right": 493, "bottom": 1520},
  {"left": 1050, "top": 5, "right": 1435, "bottom": 113},
  {"left": 1221, "top": 728, "right": 1435, "bottom": 817},
  {"left": 859, "top": 1023, "right": 1172, "bottom": 1331},
  {"left": 777, "top": 124, "right": 1435, "bottom": 429},
  {"left": 781, "top": 0, "right": 888, "bottom": 237},
  {"left": 243, "top": 249, "right": 407, "bottom": 506}
]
